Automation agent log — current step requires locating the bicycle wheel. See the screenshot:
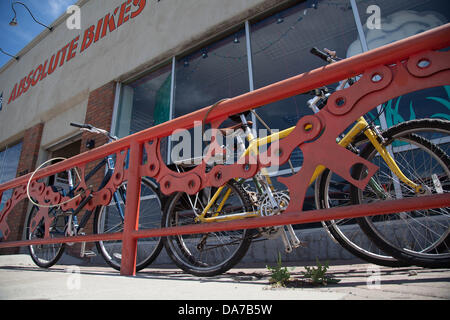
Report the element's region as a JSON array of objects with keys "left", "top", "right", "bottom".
[
  {"left": 27, "top": 205, "right": 66, "bottom": 268},
  {"left": 94, "top": 177, "right": 163, "bottom": 272},
  {"left": 352, "top": 119, "right": 450, "bottom": 268},
  {"left": 316, "top": 168, "right": 409, "bottom": 267},
  {"left": 162, "top": 180, "right": 254, "bottom": 277}
]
